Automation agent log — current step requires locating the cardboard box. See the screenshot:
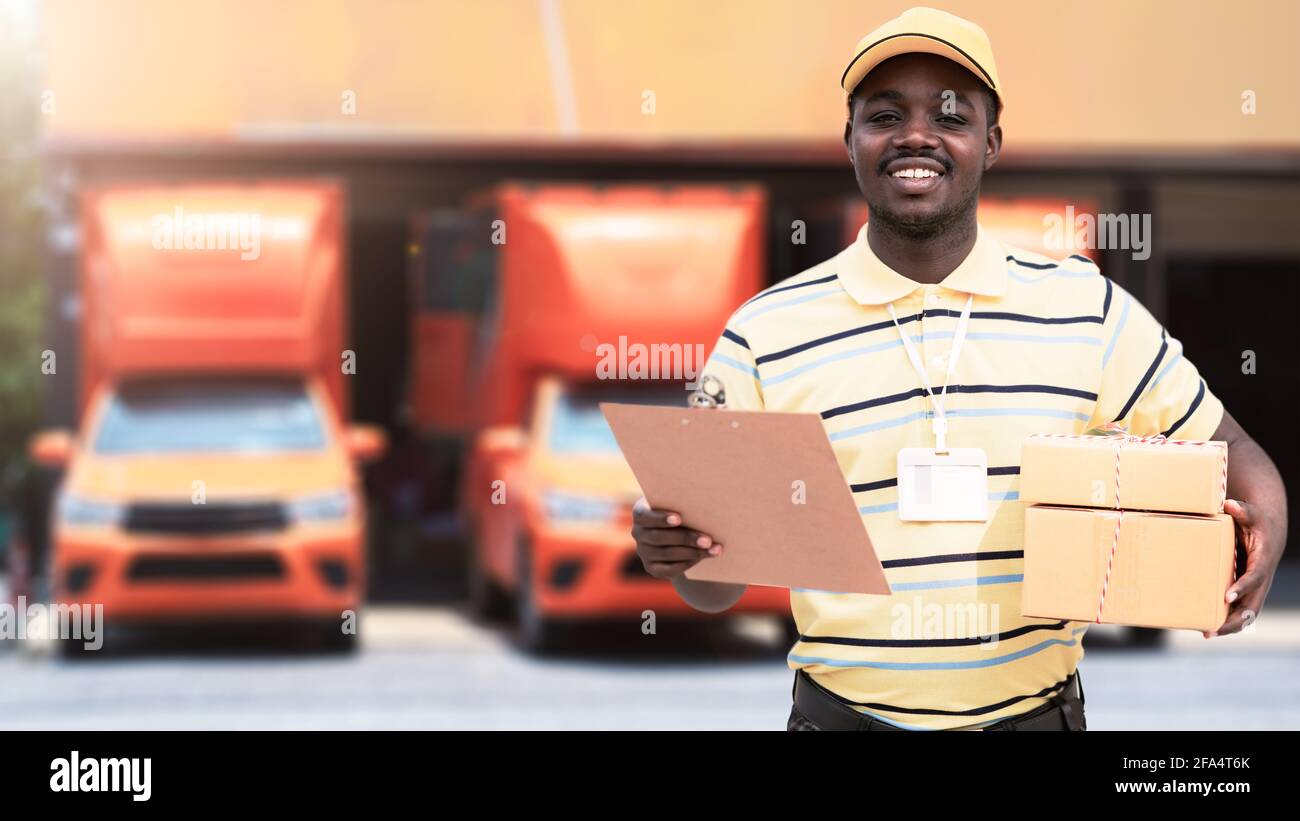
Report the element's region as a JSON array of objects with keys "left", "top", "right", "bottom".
[
  {"left": 1020, "top": 434, "right": 1227, "bottom": 515},
  {"left": 1021, "top": 504, "right": 1234, "bottom": 631}
]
